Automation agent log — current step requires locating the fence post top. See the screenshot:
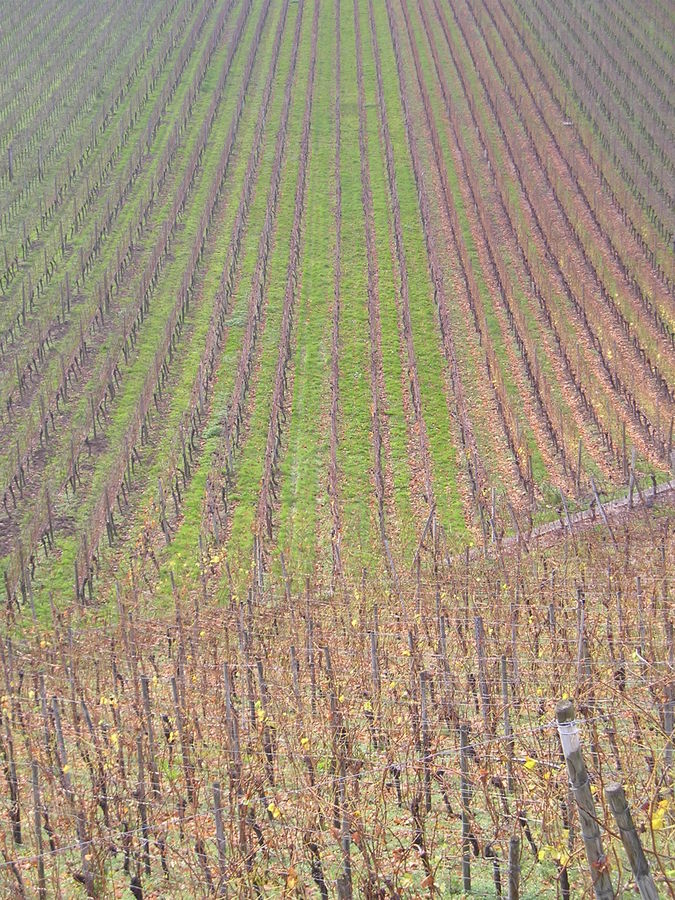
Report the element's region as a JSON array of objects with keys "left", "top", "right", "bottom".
[
  {"left": 555, "top": 699, "right": 575, "bottom": 723},
  {"left": 605, "top": 782, "right": 626, "bottom": 806}
]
